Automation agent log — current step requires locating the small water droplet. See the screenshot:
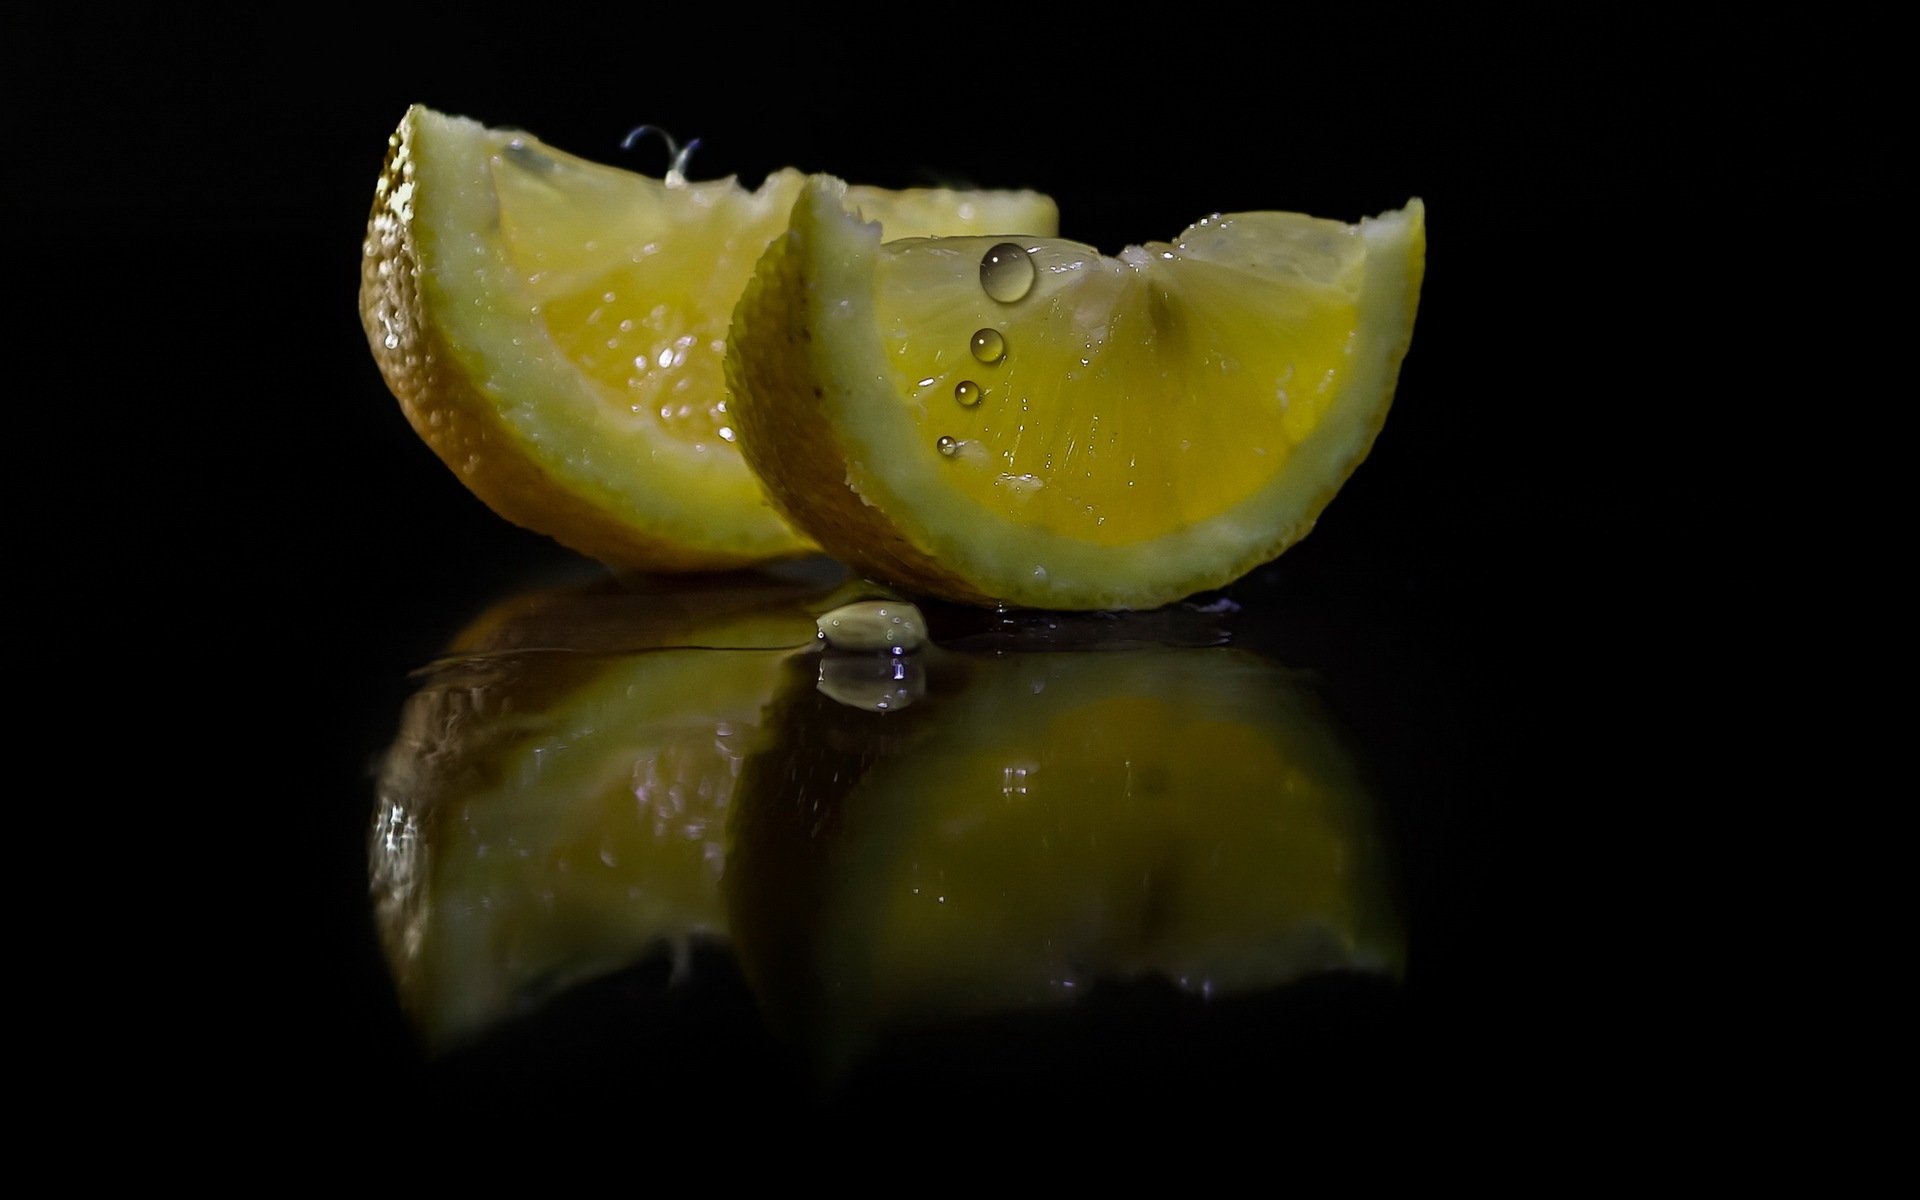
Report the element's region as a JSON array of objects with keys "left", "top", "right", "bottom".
[
  {"left": 953, "top": 380, "right": 983, "bottom": 408},
  {"left": 980, "top": 243, "right": 1035, "bottom": 302},
  {"left": 970, "top": 328, "right": 1006, "bottom": 364},
  {"left": 937, "top": 435, "right": 959, "bottom": 456}
]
